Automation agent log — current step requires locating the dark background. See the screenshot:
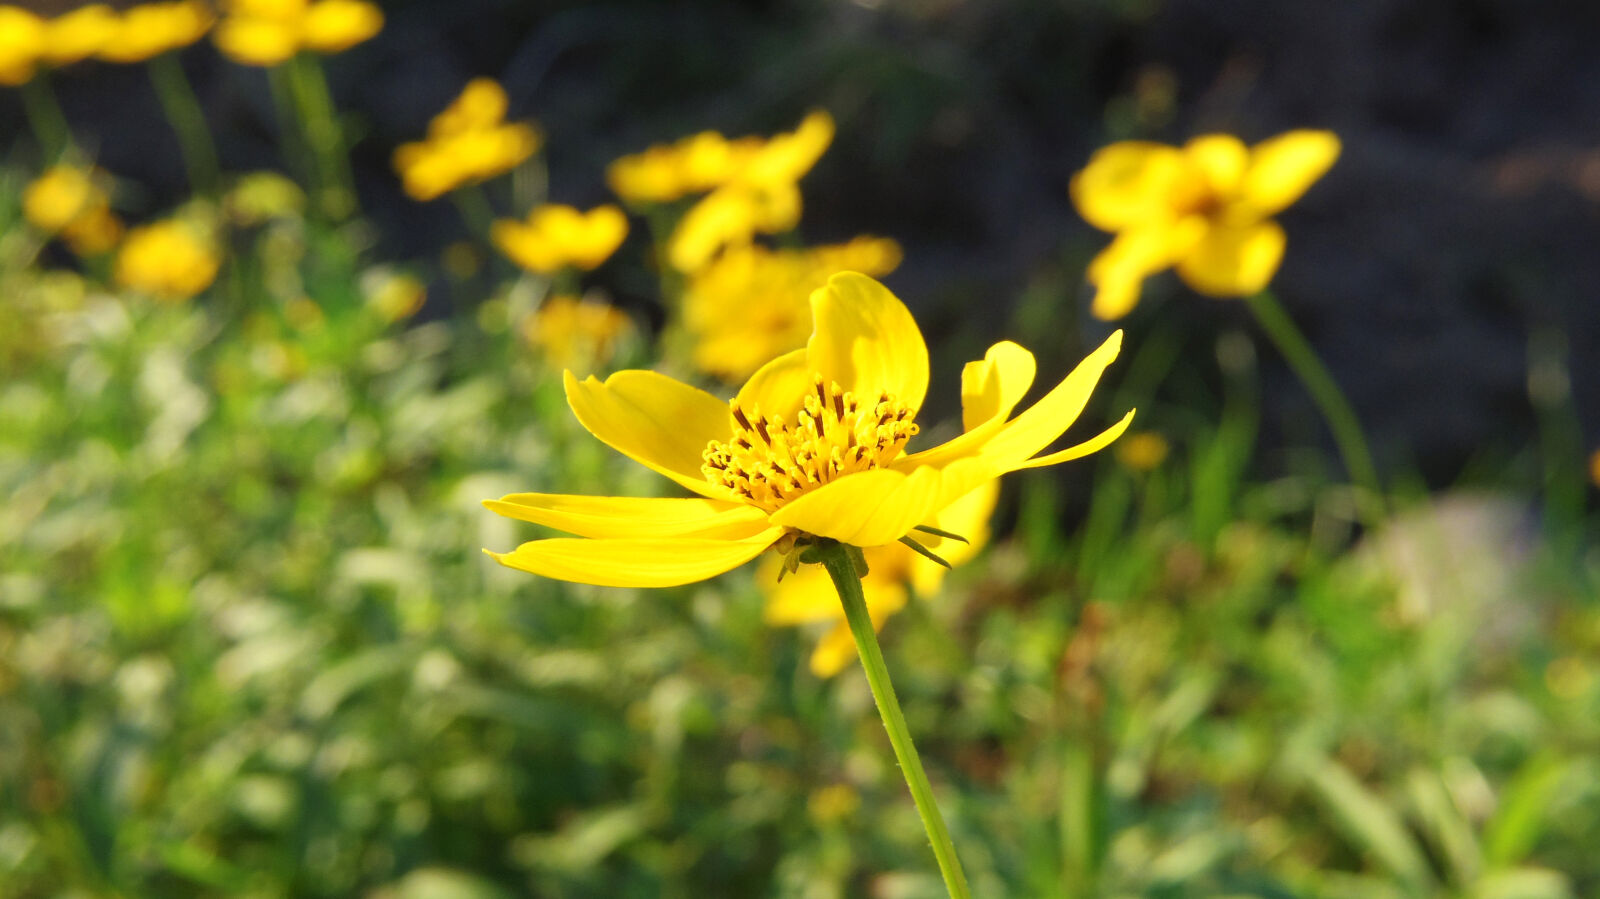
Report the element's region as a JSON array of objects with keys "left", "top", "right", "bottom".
[{"left": 20, "top": 0, "right": 1600, "bottom": 486}]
